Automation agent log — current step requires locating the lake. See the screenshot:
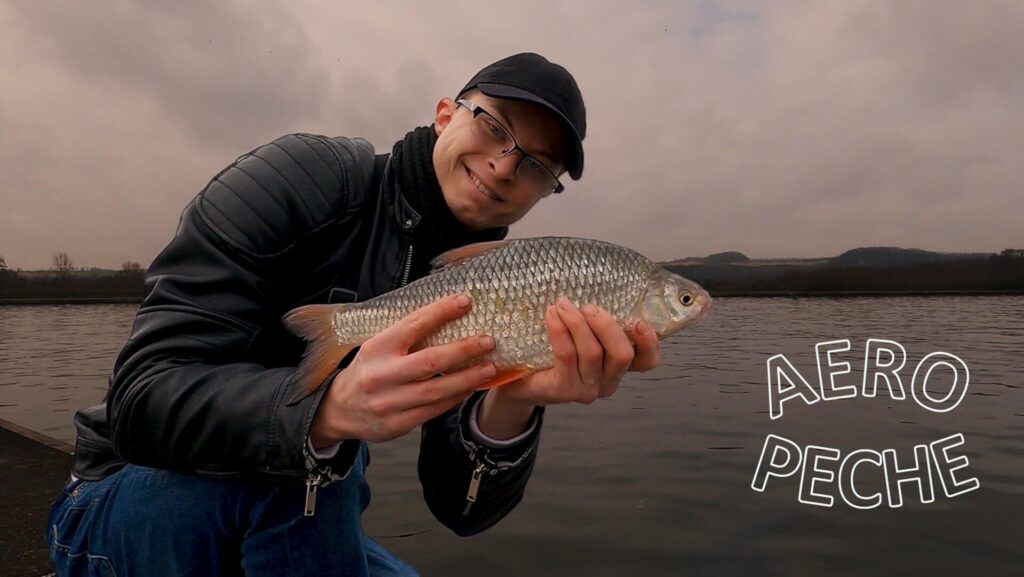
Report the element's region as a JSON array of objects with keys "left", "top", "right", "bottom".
[{"left": 1, "top": 297, "right": 1021, "bottom": 575}]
